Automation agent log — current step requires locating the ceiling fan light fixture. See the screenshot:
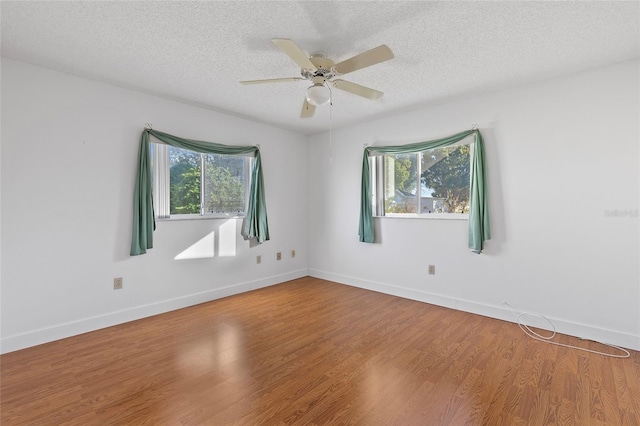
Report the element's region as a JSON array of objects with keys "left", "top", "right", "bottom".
[{"left": 306, "top": 83, "right": 330, "bottom": 106}]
